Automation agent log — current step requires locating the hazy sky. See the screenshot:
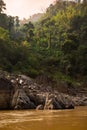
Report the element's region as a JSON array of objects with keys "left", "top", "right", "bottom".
[{"left": 4, "top": 0, "right": 54, "bottom": 19}]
